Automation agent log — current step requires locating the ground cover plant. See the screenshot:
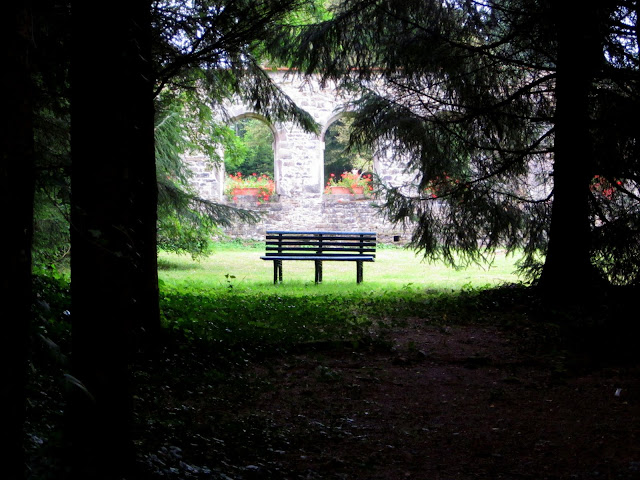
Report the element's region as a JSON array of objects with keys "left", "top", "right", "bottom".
[{"left": 27, "top": 244, "right": 640, "bottom": 479}]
